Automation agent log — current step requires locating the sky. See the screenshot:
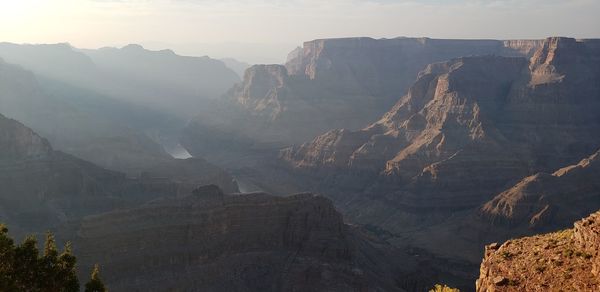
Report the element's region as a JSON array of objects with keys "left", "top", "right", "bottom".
[{"left": 0, "top": 0, "right": 599, "bottom": 63}]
